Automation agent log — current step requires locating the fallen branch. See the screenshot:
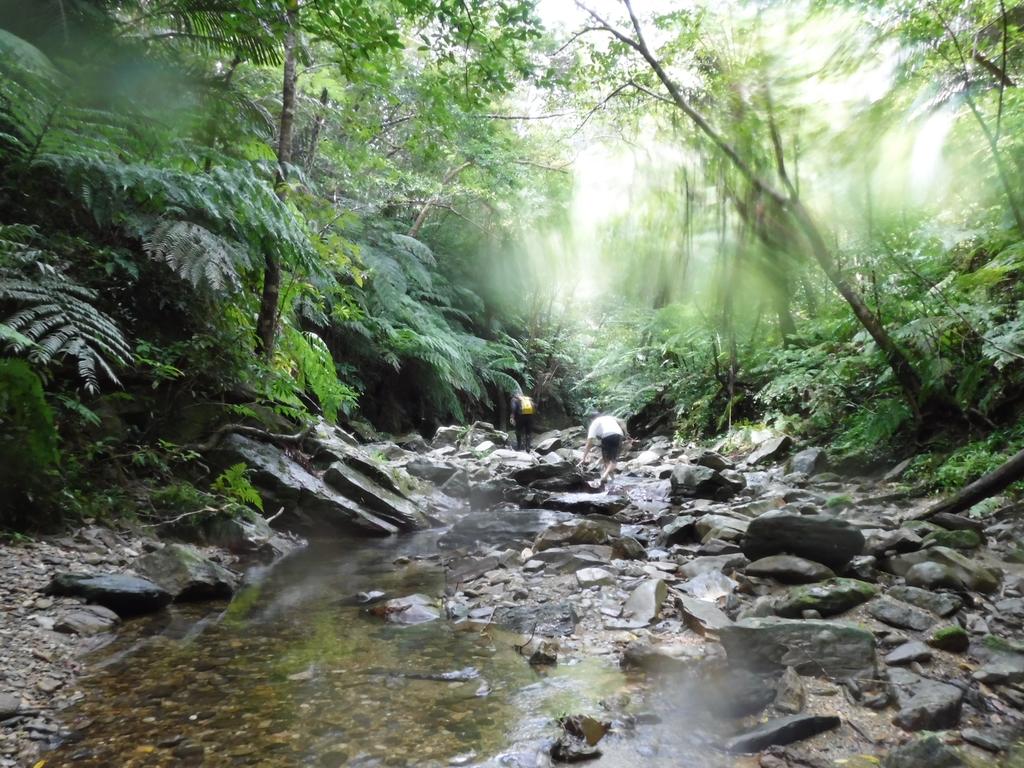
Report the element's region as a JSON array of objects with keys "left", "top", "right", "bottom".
[
  {"left": 191, "top": 423, "right": 313, "bottom": 453},
  {"left": 912, "top": 446, "right": 1024, "bottom": 519}
]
